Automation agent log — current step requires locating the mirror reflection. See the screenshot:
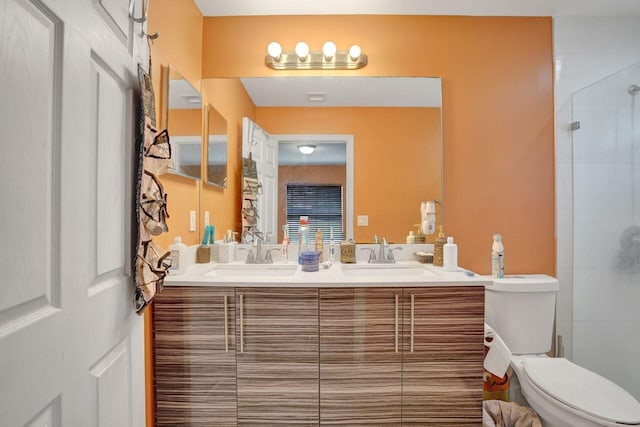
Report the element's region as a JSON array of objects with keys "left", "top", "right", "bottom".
[
  {"left": 206, "top": 104, "right": 228, "bottom": 188},
  {"left": 166, "top": 66, "right": 202, "bottom": 180},
  {"left": 207, "top": 76, "right": 443, "bottom": 243}
]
